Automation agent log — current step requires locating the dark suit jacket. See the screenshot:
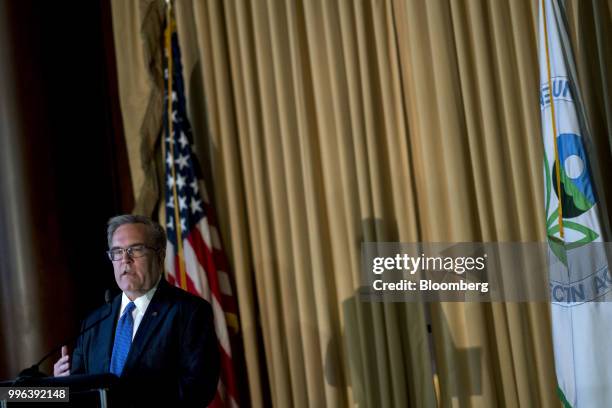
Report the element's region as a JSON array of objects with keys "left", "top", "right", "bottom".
[{"left": 72, "top": 278, "right": 220, "bottom": 407}]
